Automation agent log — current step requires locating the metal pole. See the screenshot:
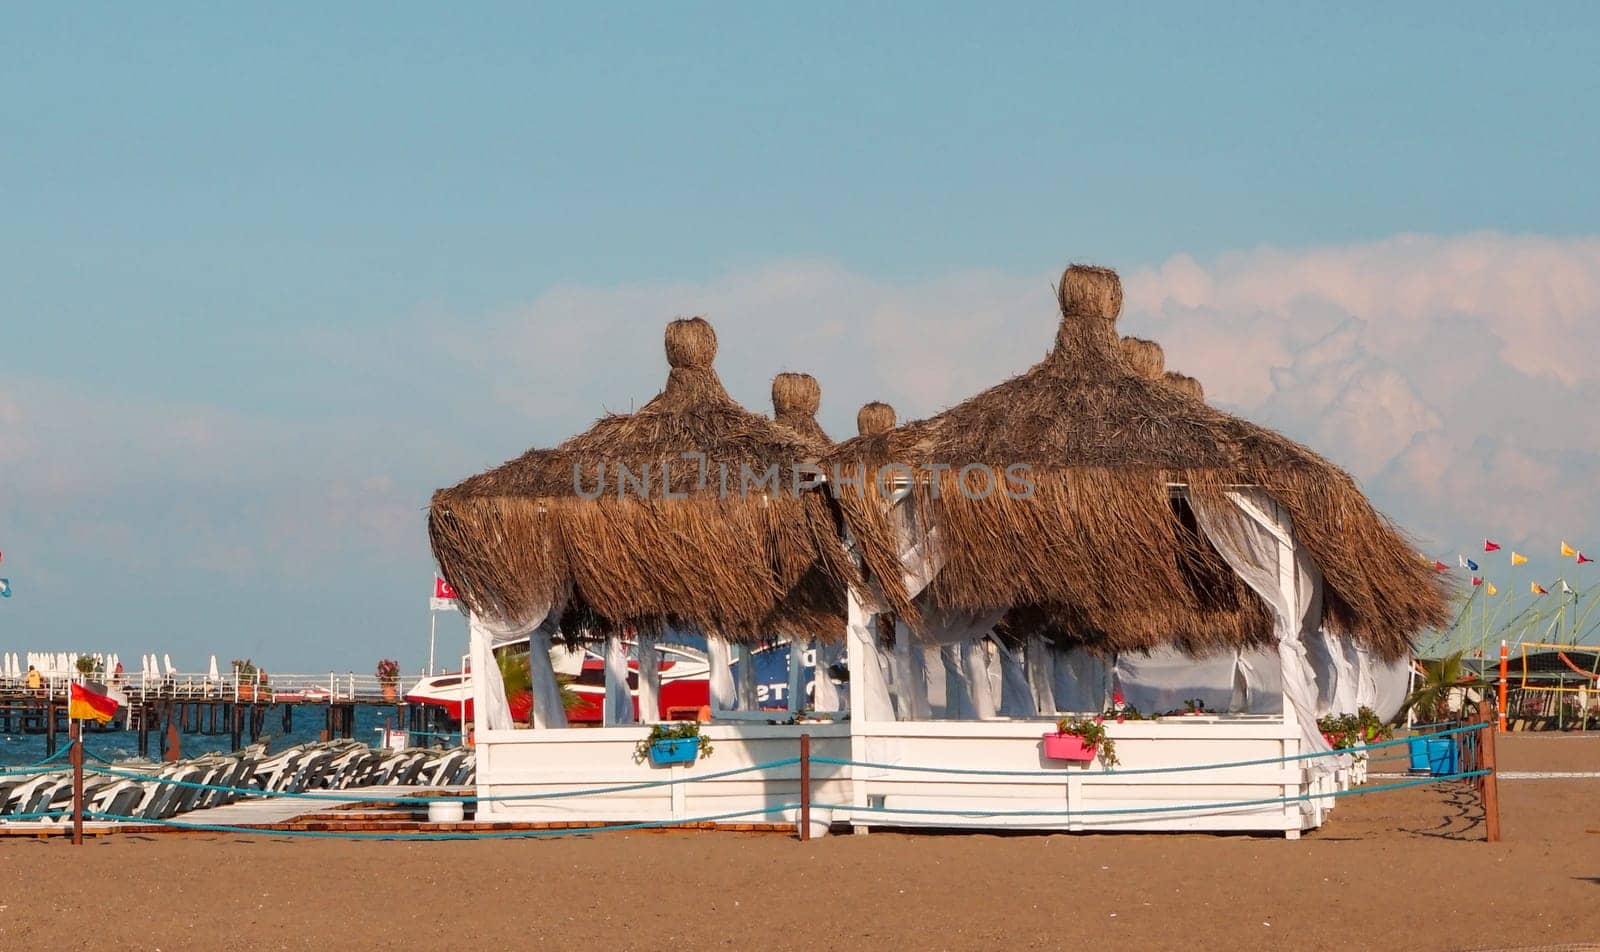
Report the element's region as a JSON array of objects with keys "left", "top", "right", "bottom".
[
  {"left": 429, "top": 611, "right": 437, "bottom": 676},
  {"left": 798, "top": 732, "right": 811, "bottom": 842},
  {"left": 70, "top": 719, "right": 84, "bottom": 846}
]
